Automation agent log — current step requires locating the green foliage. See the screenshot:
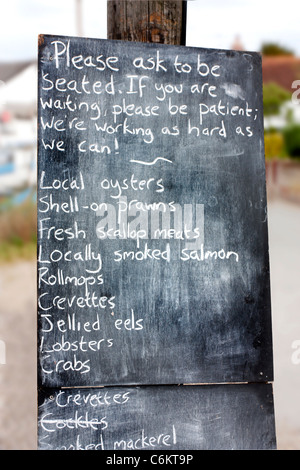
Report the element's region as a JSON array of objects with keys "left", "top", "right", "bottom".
[
  {"left": 261, "top": 42, "right": 294, "bottom": 56},
  {"left": 0, "top": 240, "right": 36, "bottom": 263},
  {"left": 0, "top": 201, "right": 36, "bottom": 263},
  {"left": 283, "top": 124, "right": 300, "bottom": 158},
  {"left": 263, "top": 82, "right": 291, "bottom": 116},
  {"left": 264, "top": 131, "right": 285, "bottom": 159}
]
